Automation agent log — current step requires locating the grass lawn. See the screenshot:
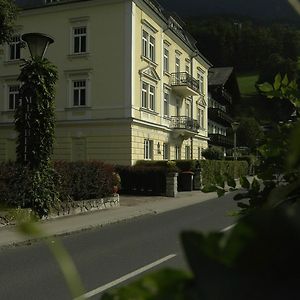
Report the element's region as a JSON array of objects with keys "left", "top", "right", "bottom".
[{"left": 237, "top": 73, "right": 259, "bottom": 97}]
